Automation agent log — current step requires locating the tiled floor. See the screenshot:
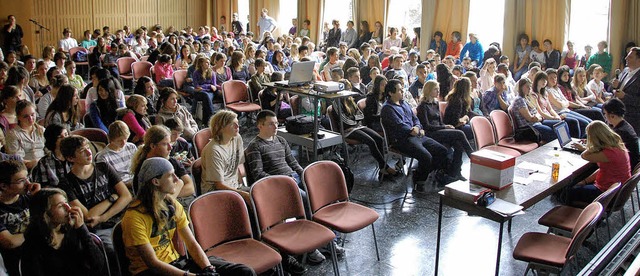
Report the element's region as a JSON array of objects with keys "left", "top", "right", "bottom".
[{"left": 238, "top": 123, "right": 636, "bottom": 276}]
